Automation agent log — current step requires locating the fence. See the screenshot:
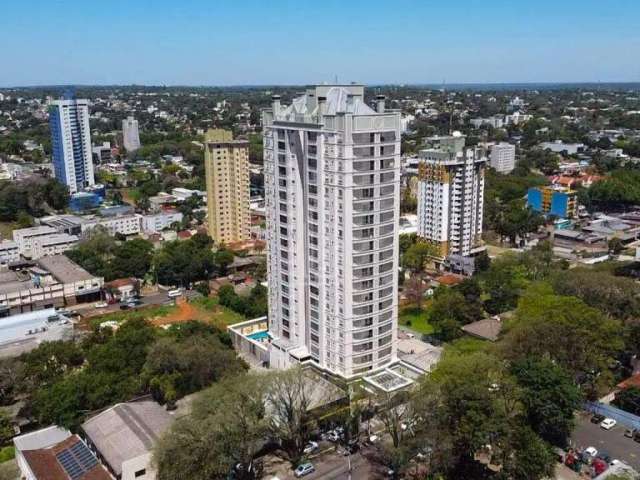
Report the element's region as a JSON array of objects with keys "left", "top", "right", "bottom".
[{"left": 584, "top": 401, "right": 640, "bottom": 430}]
